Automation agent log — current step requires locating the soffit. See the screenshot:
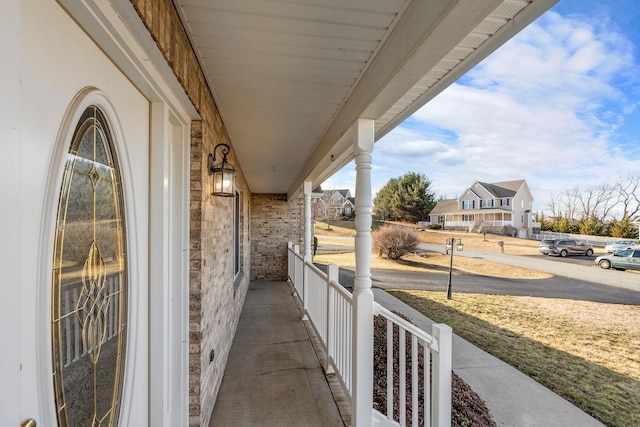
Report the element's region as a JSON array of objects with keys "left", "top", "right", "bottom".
[{"left": 174, "top": 0, "right": 557, "bottom": 197}]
